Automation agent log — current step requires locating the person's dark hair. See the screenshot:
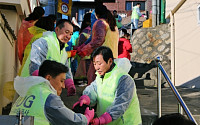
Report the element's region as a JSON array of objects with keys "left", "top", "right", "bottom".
[
  {"left": 122, "top": 28, "right": 127, "bottom": 34},
  {"left": 73, "top": 24, "right": 80, "bottom": 32},
  {"left": 35, "top": 14, "right": 56, "bottom": 31},
  {"left": 136, "top": 3, "right": 141, "bottom": 6},
  {"left": 25, "top": 6, "right": 45, "bottom": 21},
  {"left": 80, "top": 13, "right": 91, "bottom": 34},
  {"left": 56, "top": 19, "right": 73, "bottom": 29},
  {"left": 39, "top": 60, "right": 68, "bottom": 78},
  {"left": 95, "top": 4, "right": 116, "bottom": 31},
  {"left": 153, "top": 113, "right": 196, "bottom": 125},
  {"left": 91, "top": 46, "right": 114, "bottom": 63},
  {"left": 113, "top": 10, "right": 117, "bottom": 13},
  {"left": 47, "top": 14, "right": 57, "bottom": 23}
]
